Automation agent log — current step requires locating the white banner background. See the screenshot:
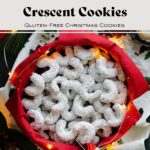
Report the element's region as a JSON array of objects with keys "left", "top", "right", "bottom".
[{"left": 0, "top": 0, "right": 150, "bottom": 30}]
